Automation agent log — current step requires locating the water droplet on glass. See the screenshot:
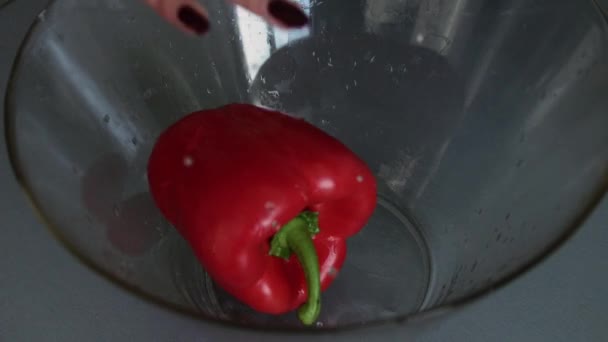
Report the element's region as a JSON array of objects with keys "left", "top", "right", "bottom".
[
  {"left": 183, "top": 155, "right": 194, "bottom": 167},
  {"left": 155, "top": 226, "right": 167, "bottom": 238},
  {"left": 103, "top": 115, "right": 110, "bottom": 124},
  {"left": 143, "top": 88, "right": 154, "bottom": 99},
  {"left": 131, "top": 137, "right": 138, "bottom": 146}
]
